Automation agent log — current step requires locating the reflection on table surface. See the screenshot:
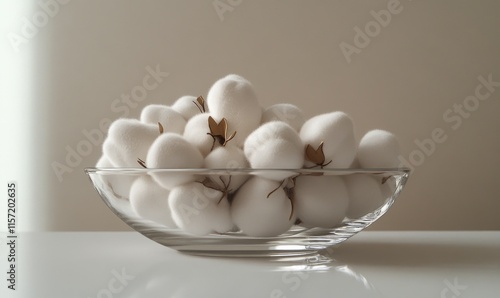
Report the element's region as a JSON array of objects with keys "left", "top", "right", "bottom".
[{"left": 2, "top": 231, "right": 499, "bottom": 298}]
